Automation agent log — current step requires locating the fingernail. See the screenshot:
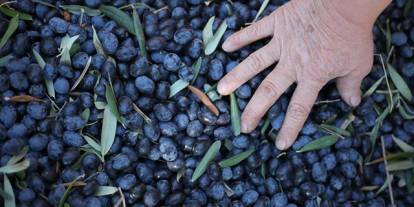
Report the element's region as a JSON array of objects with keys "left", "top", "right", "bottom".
[
  {"left": 276, "top": 139, "right": 286, "bottom": 150},
  {"left": 350, "top": 96, "right": 361, "bottom": 107},
  {"left": 217, "top": 81, "right": 226, "bottom": 95}
]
